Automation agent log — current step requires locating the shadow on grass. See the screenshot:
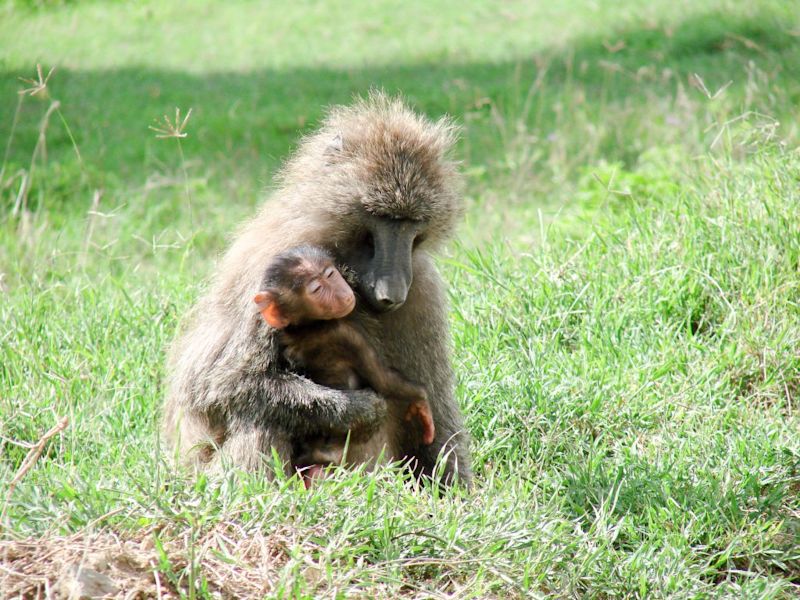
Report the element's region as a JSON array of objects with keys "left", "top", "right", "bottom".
[{"left": 0, "top": 9, "right": 795, "bottom": 197}]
